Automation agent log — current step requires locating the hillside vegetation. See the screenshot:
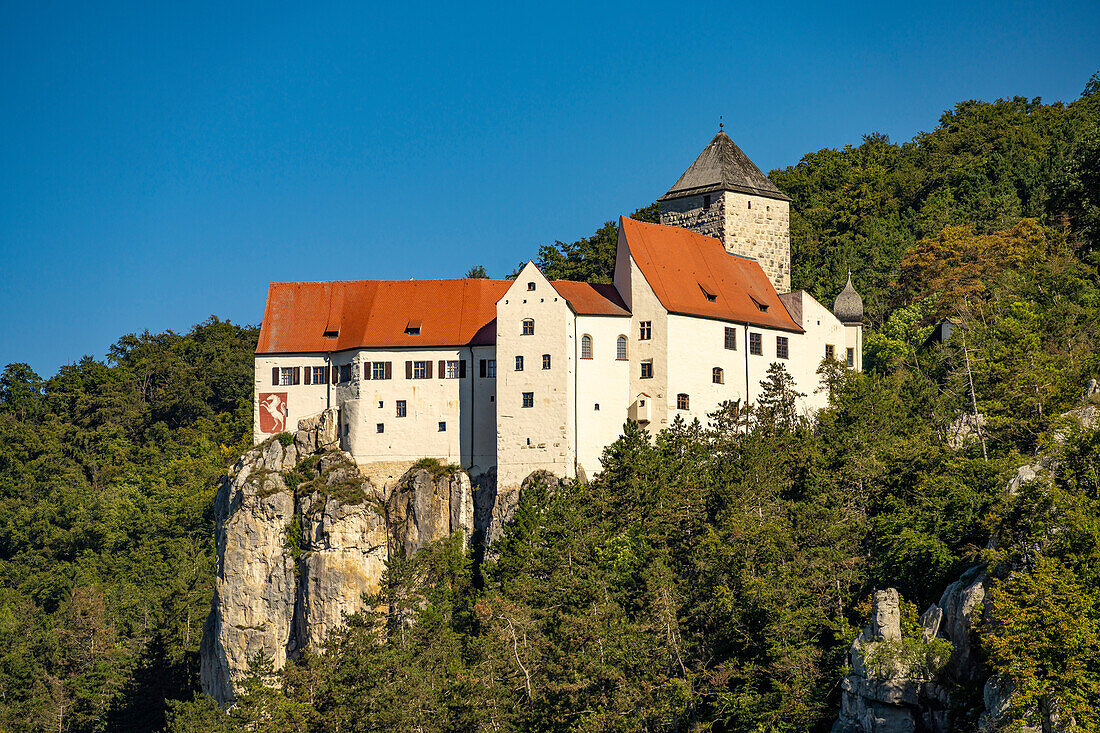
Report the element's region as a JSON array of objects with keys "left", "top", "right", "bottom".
[{"left": 0, "top": 76, "right": 1098, "bottom": 732}]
